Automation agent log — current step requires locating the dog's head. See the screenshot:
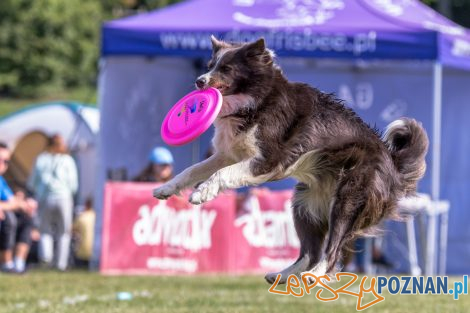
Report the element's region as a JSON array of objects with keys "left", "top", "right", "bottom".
[{"left": 195, "top": 36, "right": 275, "bottom": 96}]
